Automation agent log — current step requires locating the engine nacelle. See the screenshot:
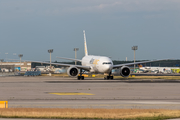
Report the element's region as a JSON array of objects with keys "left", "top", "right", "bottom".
[
  {"left": 120, "top": 66, "right": 131, "bottom": 77},
  {"left": 67, "top": 66, "right": 79, "bottom": 77}
]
